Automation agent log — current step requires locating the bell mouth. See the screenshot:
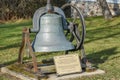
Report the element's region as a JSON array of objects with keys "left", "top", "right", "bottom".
[{"left": 32, "top": 43, "right": 74, "bottom": 52}]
